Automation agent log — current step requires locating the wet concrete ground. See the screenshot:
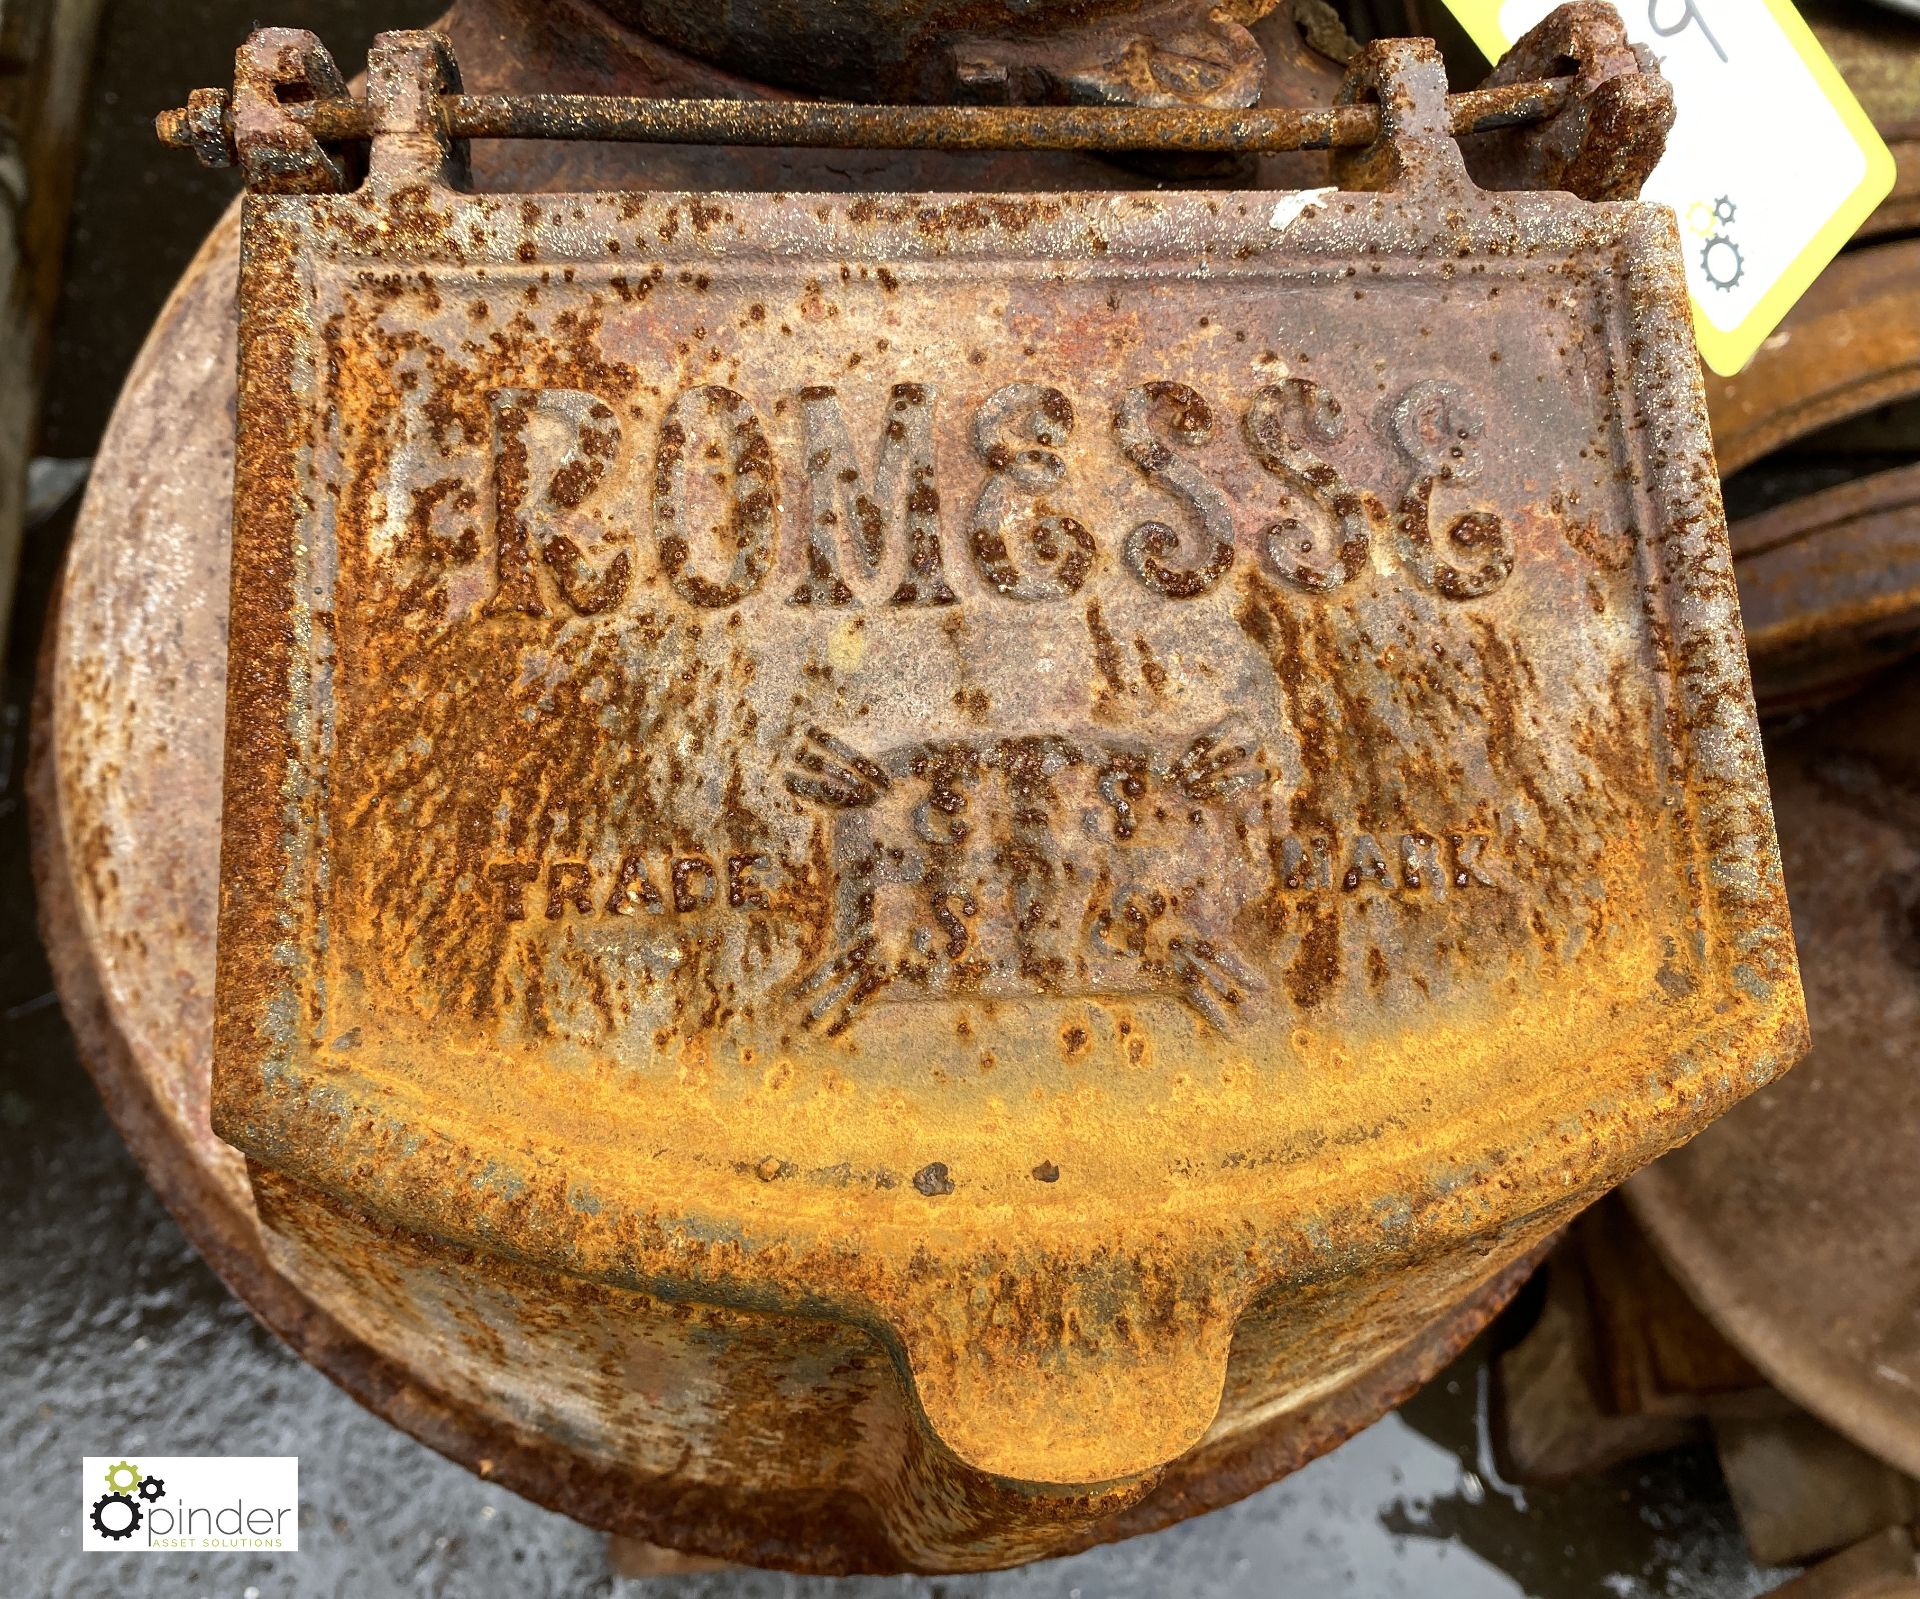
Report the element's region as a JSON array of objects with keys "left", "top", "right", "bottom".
[{"left": 0, "top": 2, "right": 1781, "bottom": 1594}]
